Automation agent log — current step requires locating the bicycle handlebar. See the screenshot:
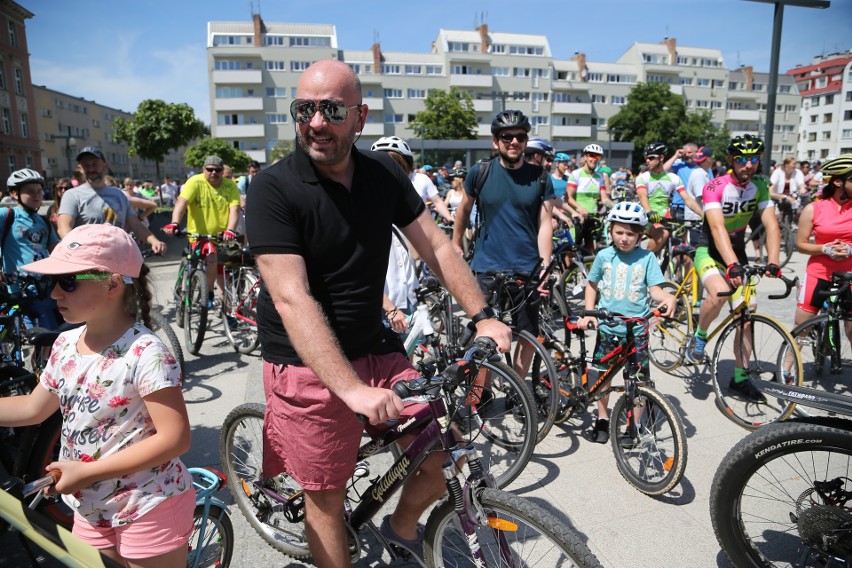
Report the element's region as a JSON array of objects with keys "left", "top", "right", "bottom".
[
  {"left": 716, "top": 264, "right": 798, "bottom": 299},
  {"left": 21, "top": 470, "right": 60, "bottom": 499}
]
